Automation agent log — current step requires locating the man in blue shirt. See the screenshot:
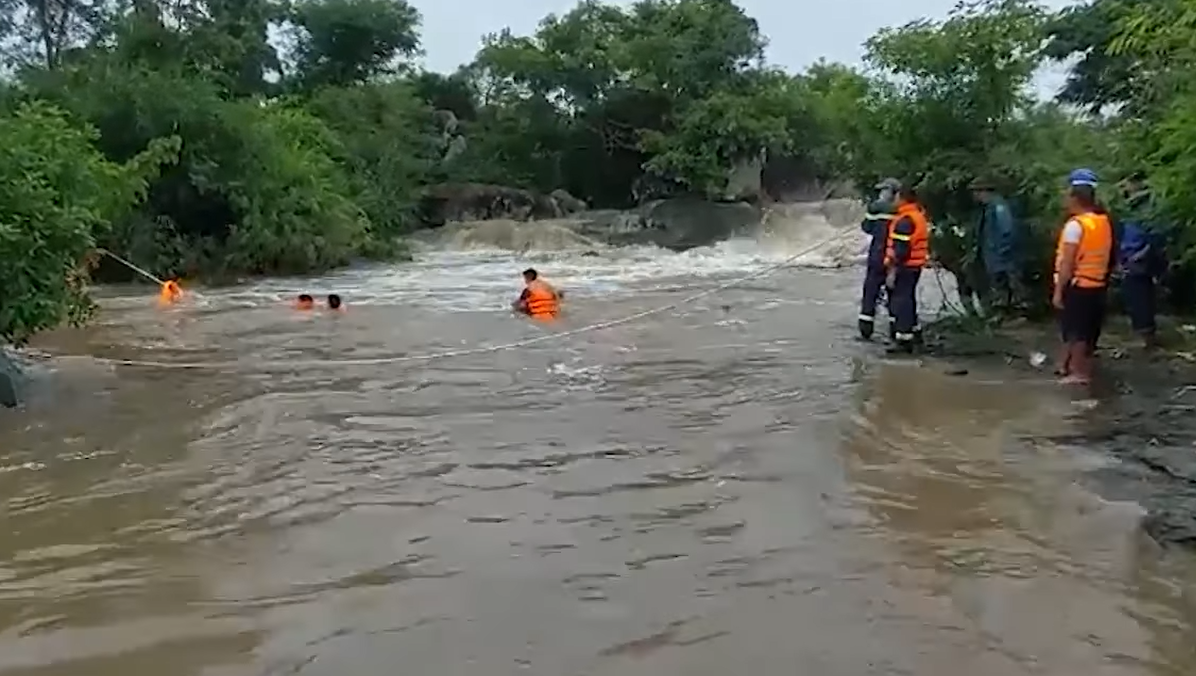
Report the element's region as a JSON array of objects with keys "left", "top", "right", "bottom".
[
  {"left": 858, "top": 177, "right": 899, "bottom": 340},
  {"left": 1118, "top": 172, "right": 1165, "bottom": 349}
]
